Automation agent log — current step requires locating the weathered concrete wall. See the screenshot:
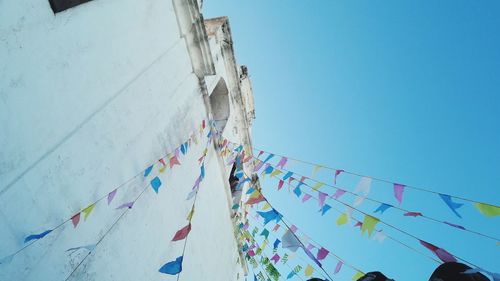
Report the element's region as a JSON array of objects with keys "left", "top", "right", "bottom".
[{"left": 0, "top": 0, "right": 250, "bottom": 280}]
